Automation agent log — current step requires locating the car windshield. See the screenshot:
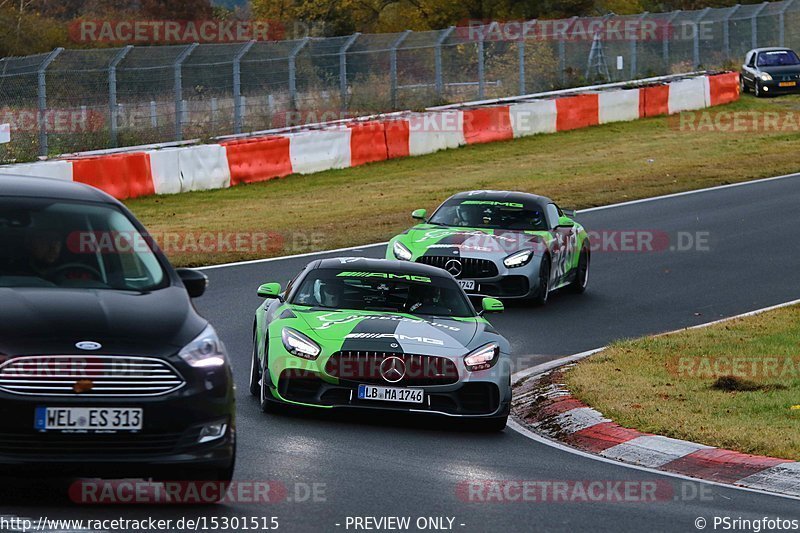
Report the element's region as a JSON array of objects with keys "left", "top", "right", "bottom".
[
  {"left": 0, "top": 198, "right": 167, "bottom": 291},
  {"left": 757, "top": 50, "right": 800, "bottom": 67},
  {"left": 428, "top": 198, "right": 548, "bottom": 231},
  {"left": 290, "top": 269, "right": 475, "bottom": 318}
]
